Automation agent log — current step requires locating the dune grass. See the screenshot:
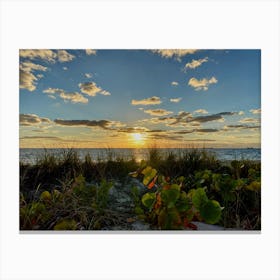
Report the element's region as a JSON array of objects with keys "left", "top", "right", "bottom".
[{"left": 20, "top": 148, "right": 261, "bottom": 230}]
